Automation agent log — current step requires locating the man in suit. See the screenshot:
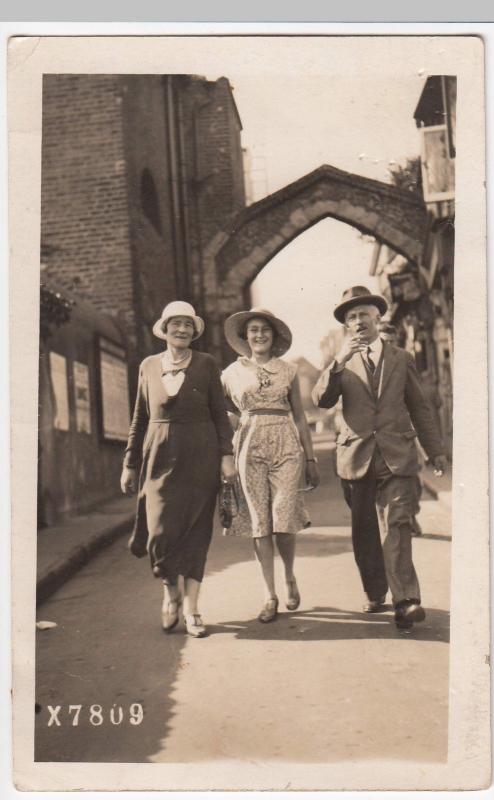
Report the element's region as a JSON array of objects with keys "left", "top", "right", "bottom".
[
  {"left": 312, "top": 286, "right": 447, "bottom": 628},
  {"left": 379, "top": 320, "right": 423, "bottom": 537}
]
